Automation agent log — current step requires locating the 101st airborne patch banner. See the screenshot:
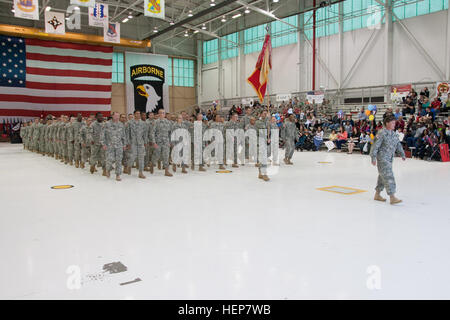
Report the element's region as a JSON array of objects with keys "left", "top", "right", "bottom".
[
  {"left": 144, "top": 0, "right": 165, "bottom": 19},
  {"left": 125, "top": 52, "right": 170, "bottom": 115},
  {"left": 14, "top": 0, "right": 39, "bottom": 21}
]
